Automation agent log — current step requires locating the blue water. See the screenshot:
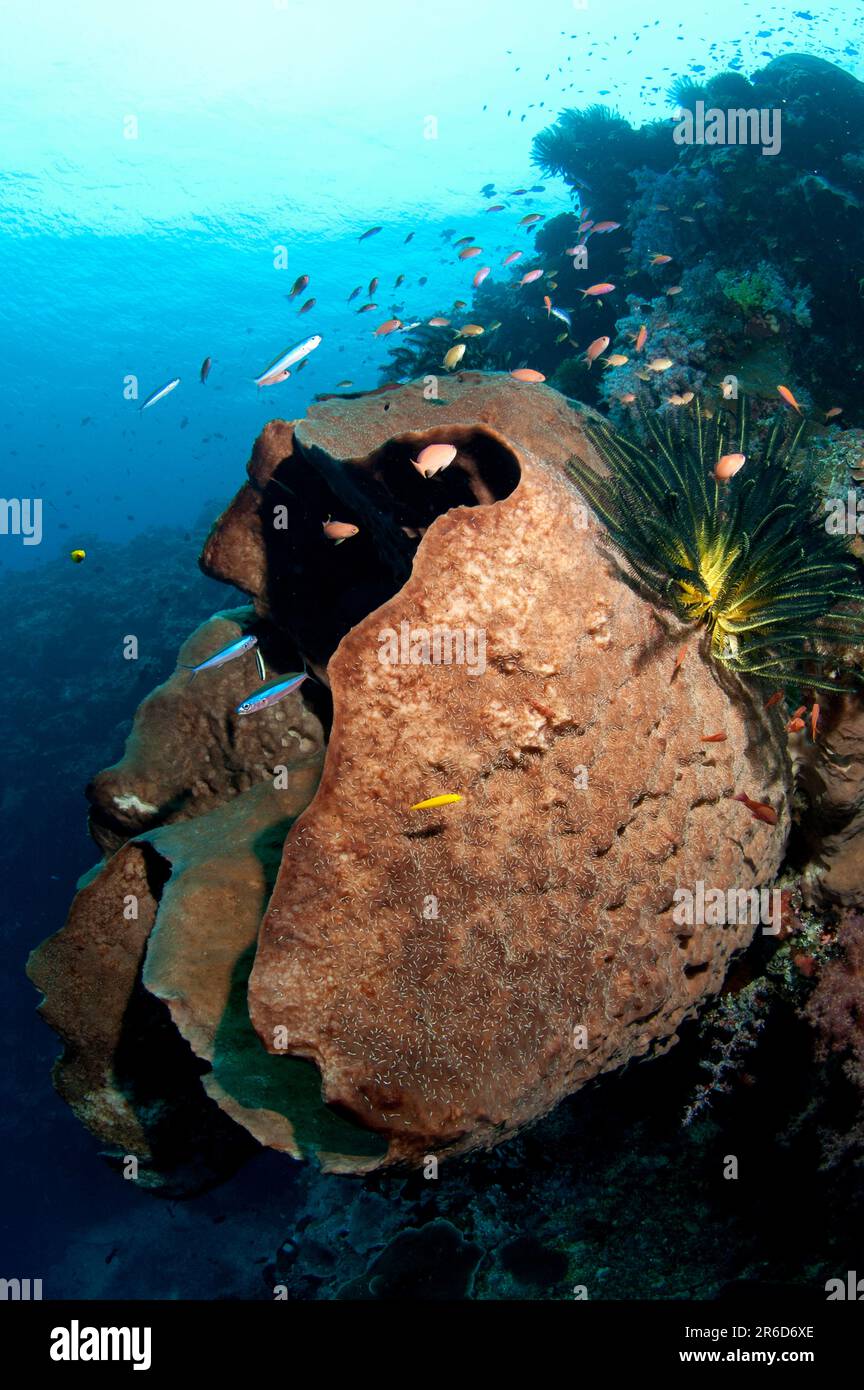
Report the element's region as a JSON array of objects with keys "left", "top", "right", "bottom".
[
  {"left": 2, "top": 0, "right": 861, "bottom": 569},
  {"left": 3, "top": 0, "right": 864, "bottom": 1306}
]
